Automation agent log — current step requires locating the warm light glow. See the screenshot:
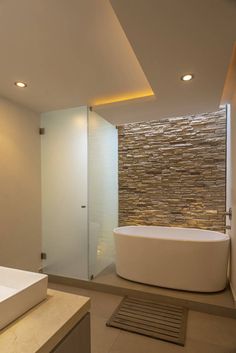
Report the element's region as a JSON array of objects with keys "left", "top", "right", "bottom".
[
  {"left": 92, "top": 90, "right": 154, "bottom": 106},
  {"left": 181, "top": 74, "right": 193, "bottom": 81},
  {"left": 15, "top": 81, "right": 27, "bottom": 88}
]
